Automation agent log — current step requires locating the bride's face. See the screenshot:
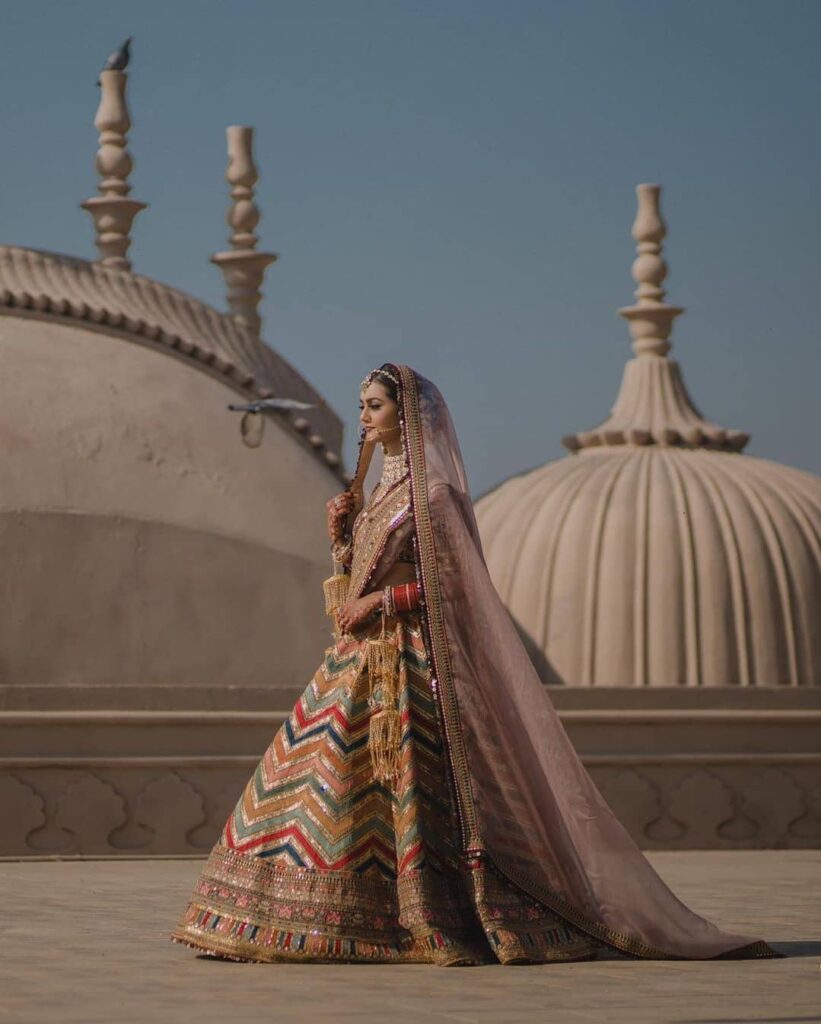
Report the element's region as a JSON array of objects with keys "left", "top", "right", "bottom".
[{"left": 358, "top": 381, "right": 399, "bottom": 439}]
